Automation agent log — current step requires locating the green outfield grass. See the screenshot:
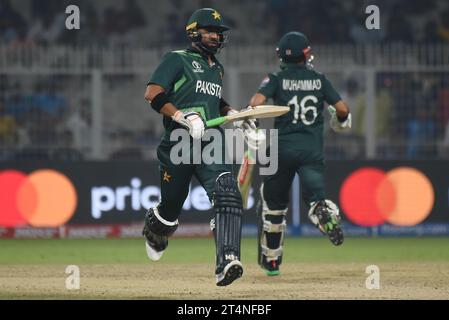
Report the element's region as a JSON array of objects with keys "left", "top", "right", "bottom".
[{"left": 1, "top": 237, "right": 449, "bottom": 265}]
